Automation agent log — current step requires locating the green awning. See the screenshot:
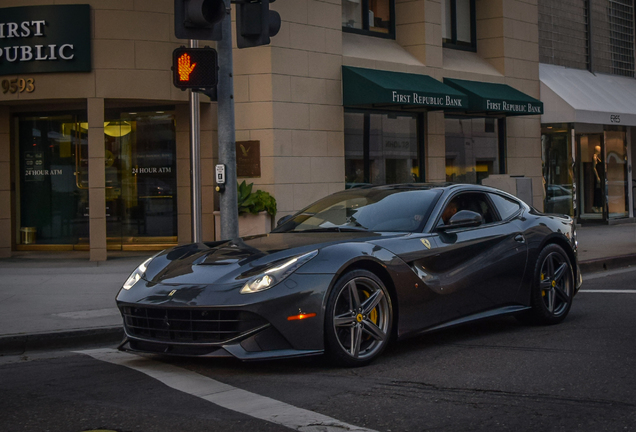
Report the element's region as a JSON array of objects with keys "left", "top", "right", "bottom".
[
  {"left": 444, "top": 78, "right": 543, "bottom": 115},
  {"left": 342, "top": 66, "right": 468, "bottom": 110}
]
